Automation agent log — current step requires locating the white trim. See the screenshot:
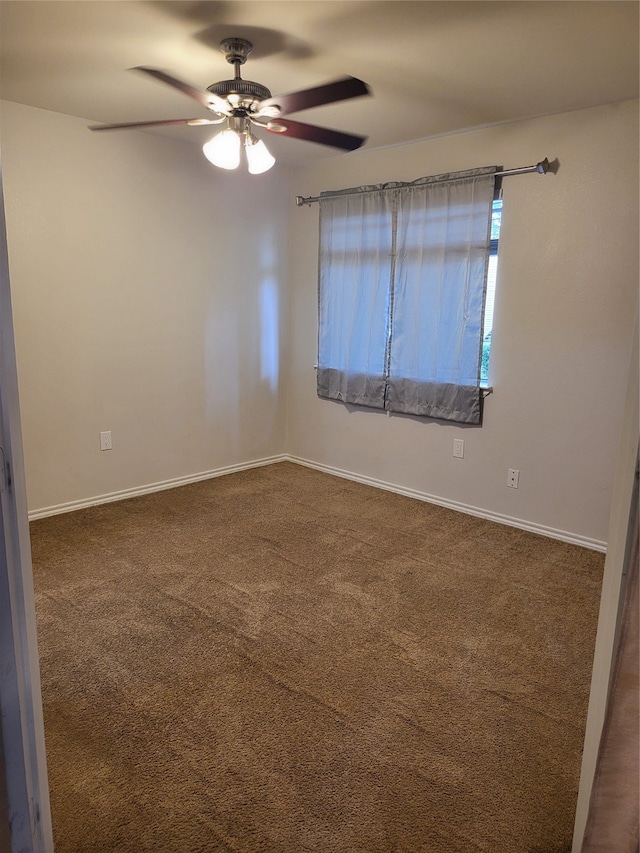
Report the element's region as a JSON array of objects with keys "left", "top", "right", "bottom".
[
  {"left": 0, "top": 162, "right": 53, "bottom": 850},
  {"left": 287, "top": 455, "right": 607, "bottom": 553},
  {"left": 28, "top": 455, "right": 288, "bottom": 521},
  {"left": 572, "top": 312, "right": 639, "bottom": 851},
  {"left": 29, "top": 451, "right": 607, "bottom": 552}
]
